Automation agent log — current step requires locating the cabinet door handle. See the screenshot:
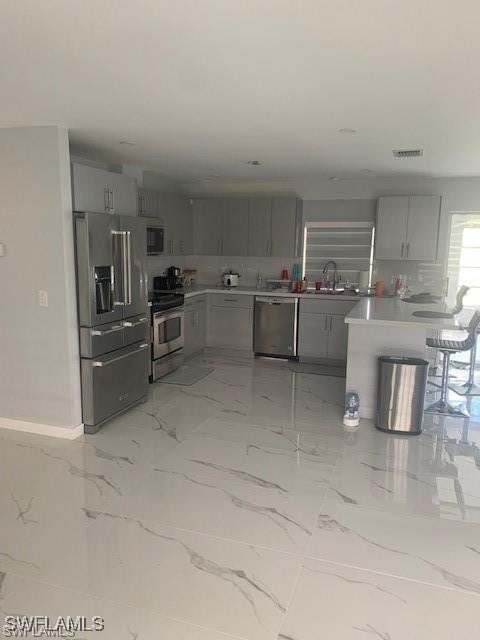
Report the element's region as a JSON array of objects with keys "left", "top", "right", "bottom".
[
  {"left": 406, "top": 242, "right": 410, "bottom": 257},
  {"left": 266, "top": 241, "right": 269, "bottom": 256},
  {"left": 324, "top": 315, "right": 328, "bottom": 331},
  {"left": 401, "top": 241, "right": 404, "bottom": 257},
  {"left": 104, "top": 187, "right": 109, "bottom": 212},
  {"left": 330, "top": 316, "right": 333, "bottom": 331}
]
